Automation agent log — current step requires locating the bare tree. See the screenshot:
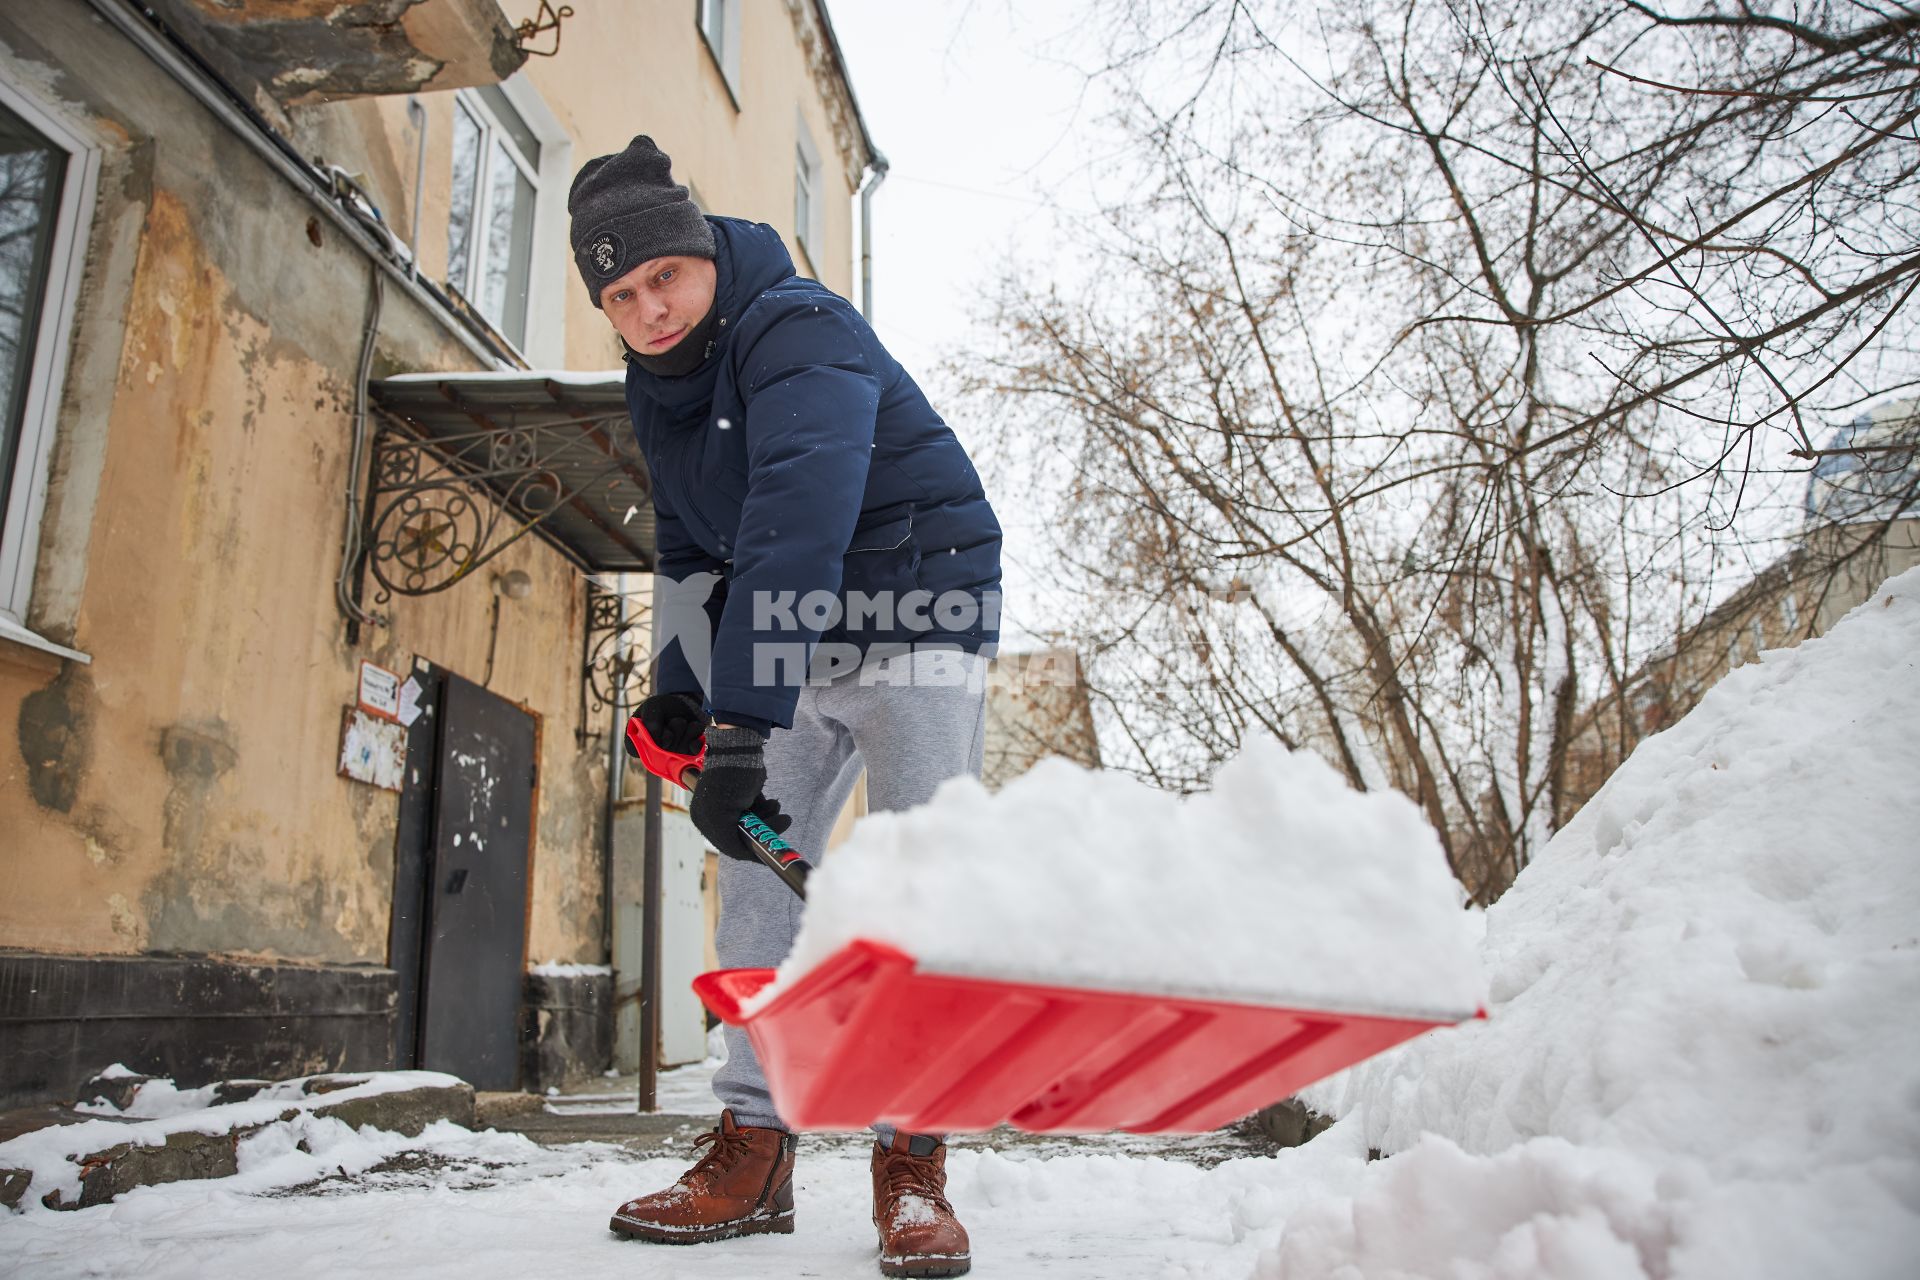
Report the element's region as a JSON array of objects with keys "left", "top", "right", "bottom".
[{"left": 966, "top": 0, "right": 1920, "bottom": 900}]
